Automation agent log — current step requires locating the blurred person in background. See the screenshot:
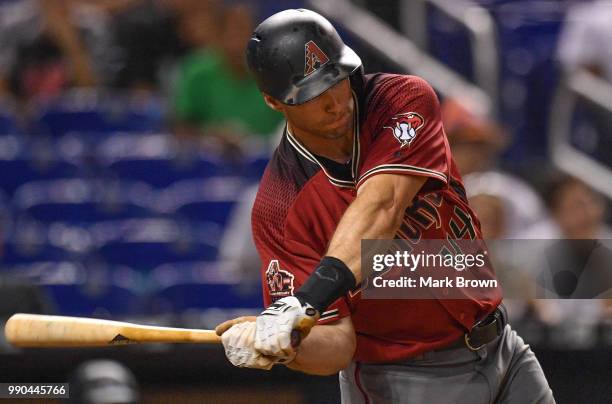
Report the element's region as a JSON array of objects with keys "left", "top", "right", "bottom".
[
  {"left": 465, "top": 185, "right": 538, "bottom": 323},
  {"left": 522, "top": 173, "right": 612, "bottom": 239},
  {"left": 68, "top": 360, "right": 140, "bottom": 404},
  {"left": 0, "top": 0, "right": 120, "bottom": 101},
  {"left": 465, "top": 171, "right": 548, "bottom": 239},
  {"left": 467, "top": 193, "right": 505, "bottom": 240},
  {"left": 111, "top": 0, "right": 220, "bottom": 92},
  {"left": 172, "top": 0, "right": 221, "bottom": 52},
  {"left": 110, "top": 0, "right": 185, "bottom": 92},
  {"left": 545, "top": 174, "right": 611, "bottom": 240},
  {"left": 443, "top": 99, "right": 548, "bottom": 238},
  {"left": 526, "top": 174, "right": 612, "bottom": 330},
  {"left": 466, "top": 172, "right": 612, "bottom": 327},
  {"left": 557, "top": 0, "right": 612, "bottom": 166},
  {"left": 447, "top": 99, "right": 554, "bottom": 323},
  {"left": 557, "top": 0, "right": 612, "bottom": 82},
  {"left": 441, "top": 98, "right": 507, "bottom": 177},
  {"left": 172, "top": 2, "right": 284, "bottom": 154},
  {"left": 0, "top": 0, "right": 202, "bottom": 99}
]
